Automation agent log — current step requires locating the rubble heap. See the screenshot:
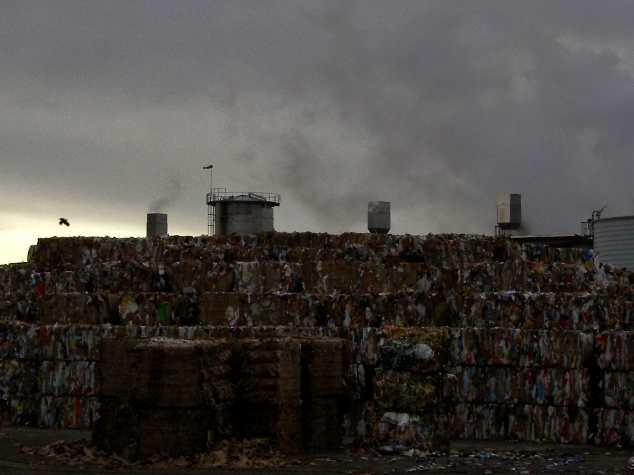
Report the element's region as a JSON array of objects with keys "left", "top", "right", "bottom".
[{"left": 2, "top": 232, "right": 634, "bottom": 451}]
